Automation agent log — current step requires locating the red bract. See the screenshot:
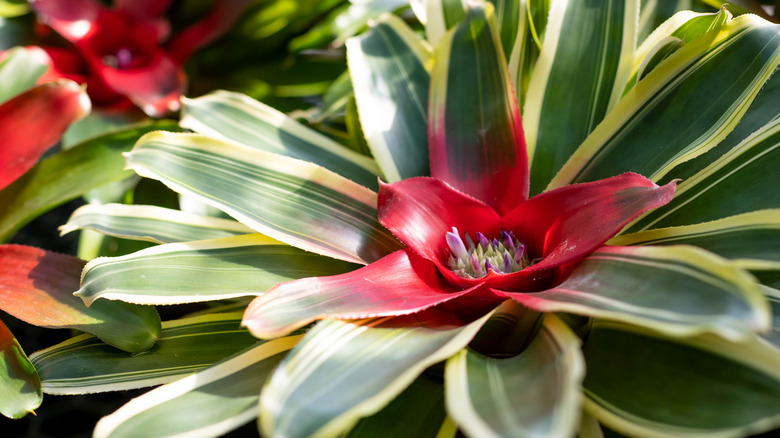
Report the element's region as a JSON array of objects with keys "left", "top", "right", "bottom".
[
  {"left": 29, "top": 0, "right": 250, "bottom": 116},
  {"left": 243, "top": 173, "right": 677, "bottom": 338}
]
